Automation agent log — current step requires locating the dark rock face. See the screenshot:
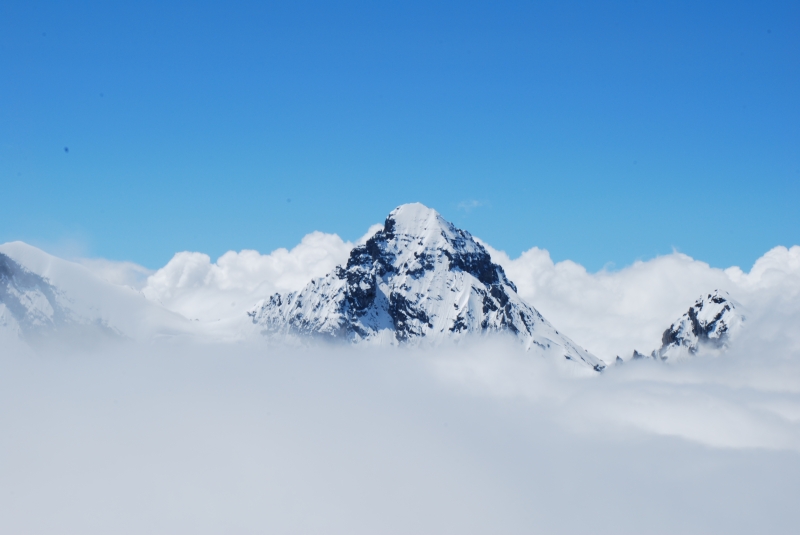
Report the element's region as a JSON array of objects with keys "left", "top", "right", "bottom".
[
  {"left": 388, "top": 292, "right": 431, "bottom": 342},
  {"left": 249, "top": 203, "right": 606, "bottom": 371},
  {"left": 339, "top": 211, "right": 514, "bottom": 340}
]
